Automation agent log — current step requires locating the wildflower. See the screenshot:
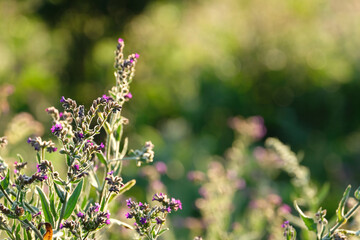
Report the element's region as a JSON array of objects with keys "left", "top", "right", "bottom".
[
  {"left": 139, "top": 217, "right": 147, "bottom": 225},
  {"left": 59, "top": 223, "right": 64, "bottom": 229},
  {"left": 155, "top": 217, "right": 164, "bottom": 225},
  {"left": 282, "top": 220, "right": 290, "bottom": 228},
  {"left": 124, "top": 92, "right": 132, "bottom": 99},
  {"left": 77, "top": 212, "right": 85, "bottom": 218},
  {"left": 135, "top": 53, "right": 140, "bottom": 59},
  {"left": 118, "top": 38, "right": 124, "bottom": 43},
  {"left": 51, "top": 123, "right": 63, "bottom": 136},
  {"left": 73, "top": 165, "right": 80, "bottom": 171},
  {"left": 46, "top": 146, "right": 57, "bottom": 153},
  {"left": 60, "top": 96, "right": 65, "bottom": 103},
  {"left": 125, "top": 212, "right": 133, "bottom": 219},
  {"left": 107, "top": 170, "right": 114, "bottom": 175}
]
